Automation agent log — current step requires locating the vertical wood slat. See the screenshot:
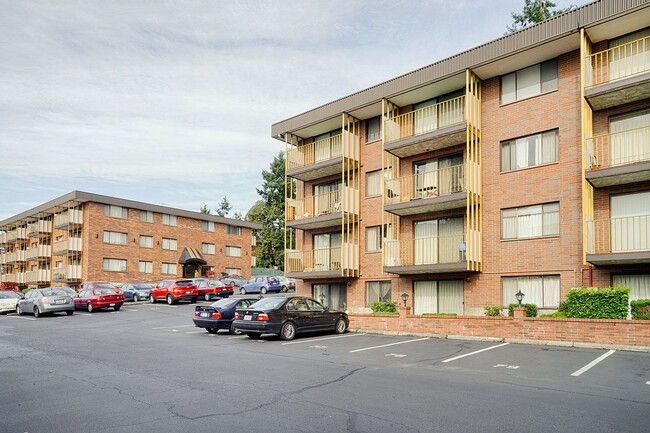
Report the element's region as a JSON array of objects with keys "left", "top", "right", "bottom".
[
  {"left": 342, "top": 113, "right": 360, "bottom": 278},
  {"left": 381, "top": 99, "right": 401, "bottom": 272},
  {"left": 465, "top": 69, "right": 482, "bottom": 272},
  {"left": 581, "top": 28, "right": 595, "bottom": 265}
]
